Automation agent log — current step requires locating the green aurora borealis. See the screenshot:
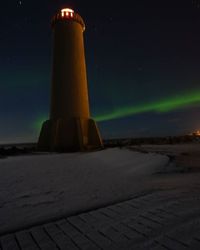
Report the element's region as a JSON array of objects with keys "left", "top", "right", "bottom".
[
  {"left": 95, "top": 90, "right": 200, "bottom": 122},
  {"left": 35, "top": 90, "right": 200, "bottom": 131}
]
